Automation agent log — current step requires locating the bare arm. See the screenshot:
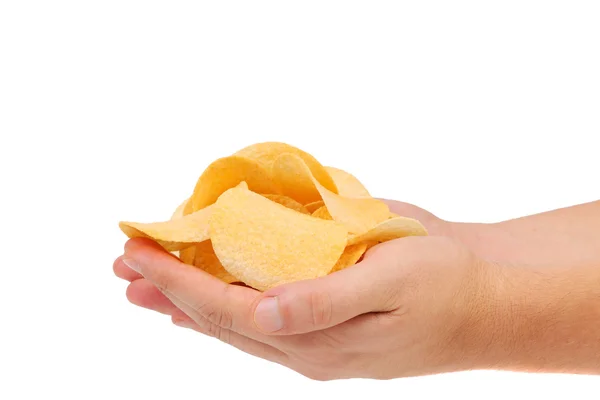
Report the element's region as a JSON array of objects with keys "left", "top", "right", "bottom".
[
  {"left": 451, "top": 200, "right": 600, "bottom": 267},
  {"left": 453, "top": 201, "right": 600, "bottom": 374}
]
